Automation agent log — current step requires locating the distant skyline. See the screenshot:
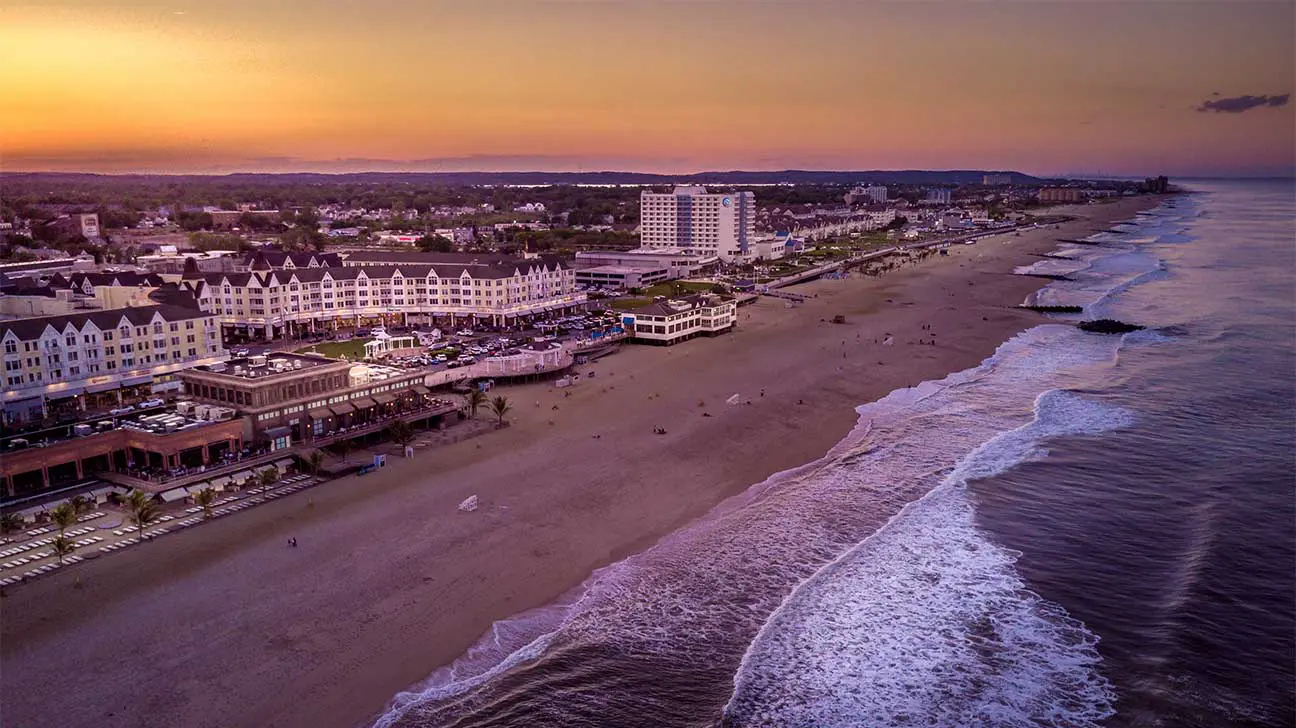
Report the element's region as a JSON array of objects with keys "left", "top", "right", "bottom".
[{"left": 2, "top": 1, "right": 1293, "bottom": 178}]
